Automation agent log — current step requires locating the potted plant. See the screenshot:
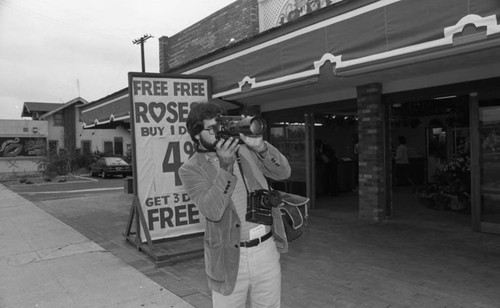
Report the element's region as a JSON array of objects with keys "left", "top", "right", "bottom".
[
  {"left": 416, "top": 154, "right": 470, "bottom": 212},
  {"left": 435, "top": 154, "right": 471, "bottom": 211}
]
